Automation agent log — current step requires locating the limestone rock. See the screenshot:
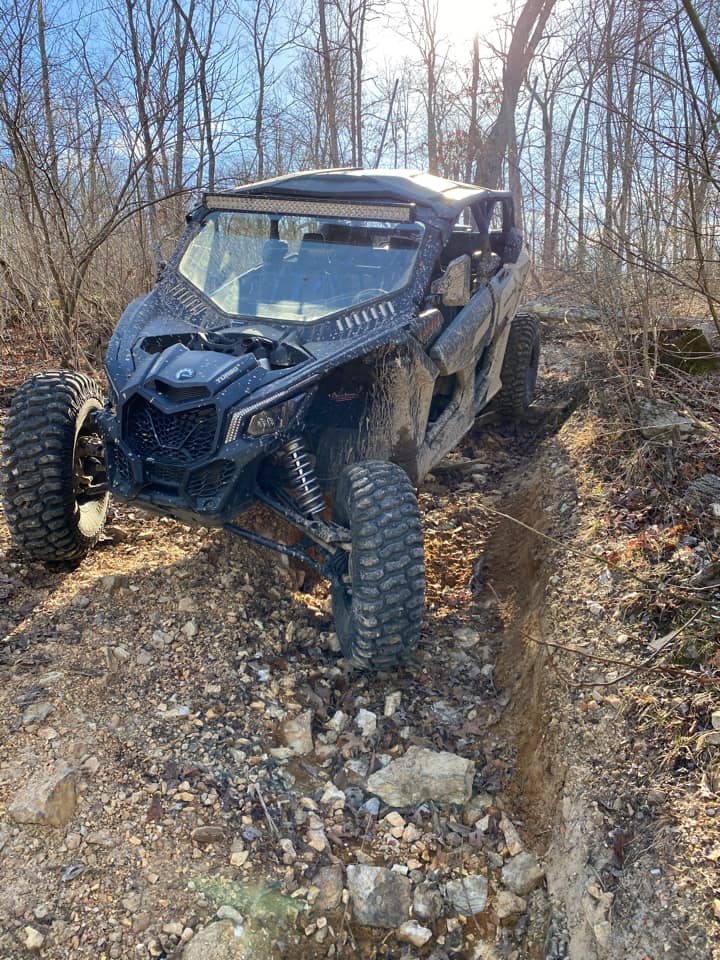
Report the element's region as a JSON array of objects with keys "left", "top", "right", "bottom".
[
  {"left": 191, "top": 825, "right": 225, "bottom": 844},
  {"left": 23, "top": 927, "right": 45, "bottom": 951},
  {"left": 463, "top": 792, "right": 493, "bottom": 826},
  {"left": 182, "top": 921, "right": 240, "bottom": 959},
  {"left": 445, "top": 875, "right": 488, "bottom": 915},
  {"left": 313, "top": 865, "right": 344, "bottom": 913},
  {"left": 384, "top": 691, "right": 402, "bottom": 717},
  {"left": 636, "top": 399, "right": 693, "bottom": 440},
  {"left": 279, "top": 838, "right": 297, "bottom": 864},
  {"left": 366, "top": 746, "right": 474, "bottom": 806},
  {"left": 346, "top": 864, "right": 412, "bottom": 928},
  {"left": 22, "top": 701, "right": 54, "bottom": 725},
  {"left": 501, "top": 852, "right": 545, "bottom": 896},
  {"left": 495, "top": 890, "right": 527, "bottom": 919},
  {"left": 8, "top": 763, "right": 77, "bottom": 827},
  {"left": 500, "top": 817, "right": 523, "bottom": 856},
  {"left": 281, "top": 710, "right": 314, "bottom": 755},
  {"left": 397, "top": 920, "right": 432, "bottom": 947},
  {"left": 319, "top": 782, "right": 345, "bottom": 806},
  {"left": 216, "top": 906, "right": 243, "bottom": 925},
  {"left": 326, "top": 710, "right": 348, "bottom": 734},
  {"left": 355, "top": 708, "right": 377, "bottom": 738}
]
